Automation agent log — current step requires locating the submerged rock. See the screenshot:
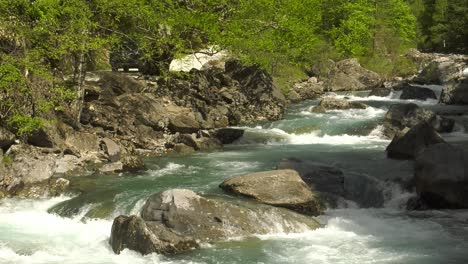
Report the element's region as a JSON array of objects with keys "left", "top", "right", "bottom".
[
  {"left": 400, "top": 85, "right": 437, "bottom": 101},
  {"left": 311, "top": 97, "right": 367, "bottom": 112},
  {"left": 386, "top": 123, "right": 445, "bottom": 160},
  {"left": 414, "top": 143, "right": 468, "bottom": 209},
  {"left": 220, "top": 170, "right": 323, "bottom": 216},
  {"left": 383, "top": 103, "right": 436, "bottom": 138}
]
